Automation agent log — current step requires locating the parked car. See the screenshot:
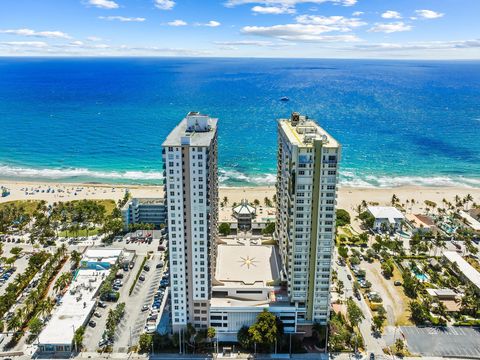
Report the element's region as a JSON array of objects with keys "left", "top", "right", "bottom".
[
  {"left": 347, "top": 274, "right": 352, "bottom": 281},
  {"left": 145, "top": 324, "right": 157, "bottom": 334},
  {"left": 89, "top": 320, "right": 96, "bottom": 328},
  {"left": 141, "top": 305, "right": 149, "bottom": 312},
  {"left": 139, "top": 275, "right": 145, "bottom": 281},
  {"left": 98, "top": 301, "right": 107, "bottom": 308},
  {"left": 129, "top": 262, "right": 135, "bottom": 269},
  {"left": 144, "top": 265, "right": 150, "bottom": 271},
  {"left": 394, "top": 280, "right": 402, "bottom": 286},
  {"left": 94, "top": 312, "right": 102, "bottom": 318}
]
